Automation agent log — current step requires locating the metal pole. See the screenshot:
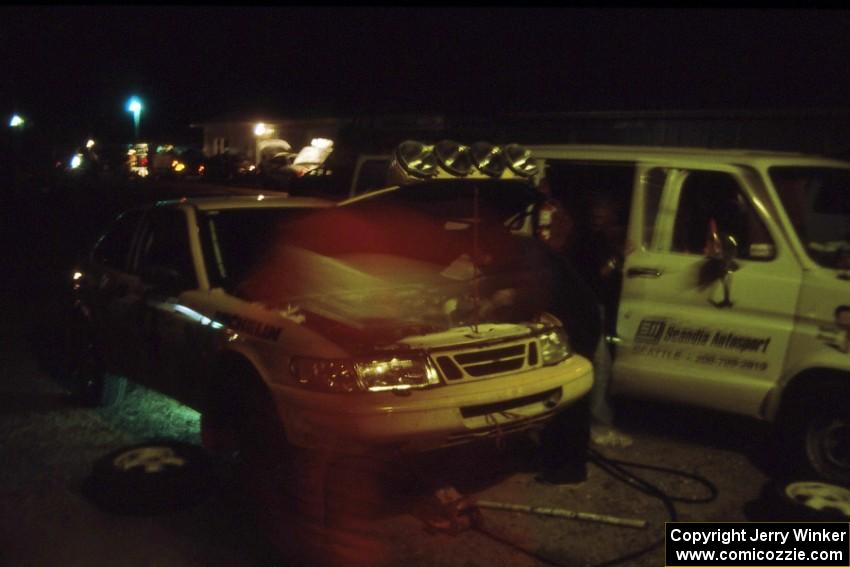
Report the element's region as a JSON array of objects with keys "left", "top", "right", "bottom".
[{"left": 475, "top": 500, "right": 647, "bottom": 529}]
